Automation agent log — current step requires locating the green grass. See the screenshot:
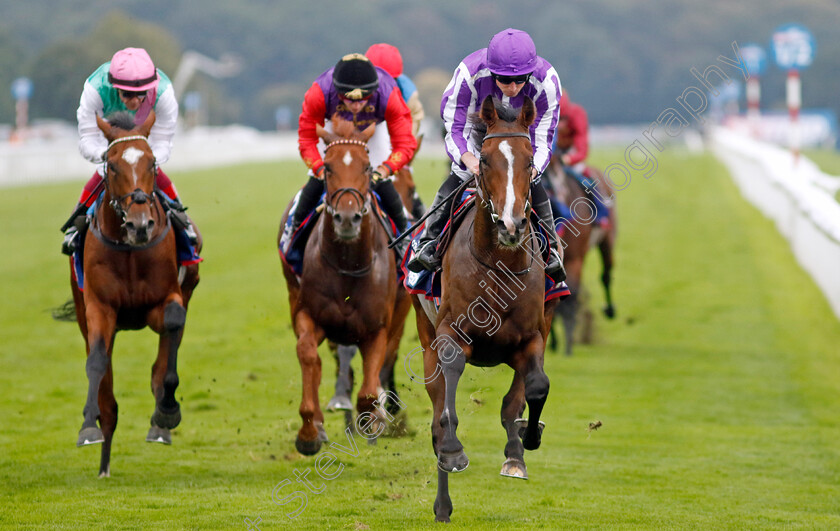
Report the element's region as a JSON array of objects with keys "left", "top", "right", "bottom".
[
  {"left": 804, "top": 148, "right": 840, "bottom": 176},
  {"left": 2, "top": 149, "right": 840, "bottom": 530}
]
